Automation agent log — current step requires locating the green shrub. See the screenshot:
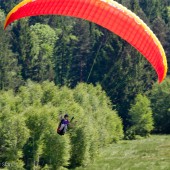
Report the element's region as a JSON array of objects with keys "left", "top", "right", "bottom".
[
  {"left": 43, "top": 131, "right": 71, "bottom": 169},
  {"left": 126, "top": 94, "right": 154, "bottom": 139},
  {"left": 0, "top": 91, "right": 29, "bottom": 169}
]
